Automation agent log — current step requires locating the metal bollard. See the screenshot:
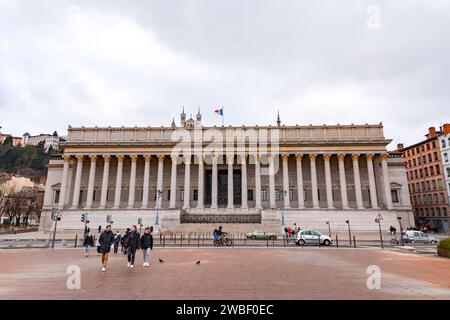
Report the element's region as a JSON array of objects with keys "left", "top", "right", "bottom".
[
  {"left": 163, "top": 235, "right": 165, "bottom": 247},
  {"left": 180, "top": 234, "right": 183, "bottom": 247},
  {"left": 74, "top": 235, "right": 78, "bottom": 248},
  {"left": 353, "top": 235, "right": 356, "bottom": 248},
  {"left": 197, "top": 235, "right": 200, "bottom": 247},
  {"left": 336, "top": 235, "right": 339, "bottom": 248}
]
